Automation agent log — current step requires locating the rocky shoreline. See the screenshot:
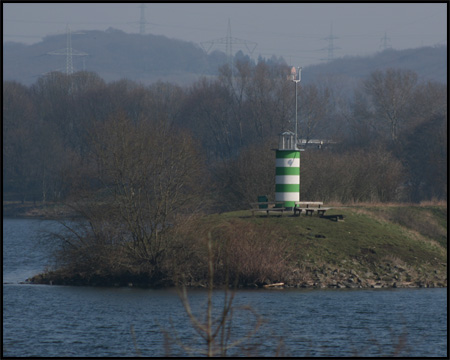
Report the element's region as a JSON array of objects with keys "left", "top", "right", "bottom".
[
  {"left": 24, "top": 278, "right": 447, "bottom": 289},
  {"left": 280, "top": 261, "right": 447, "bottom": 289},
  {"left": 25, "top": 262, "right": 447, "bottom": 289},
  {"left": 11, "top": 203, "right": 447, "bottom": 290}
]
